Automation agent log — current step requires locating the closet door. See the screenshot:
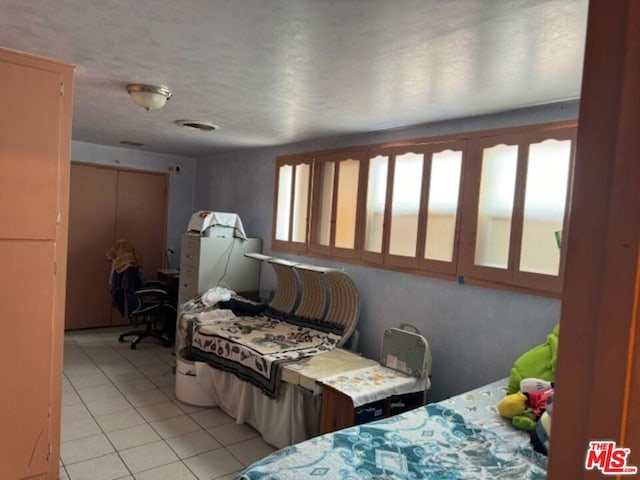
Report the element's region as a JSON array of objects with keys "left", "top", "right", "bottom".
[
  {"left": 113, "top": 170, "right": 168, "bottom": 323},
  {"left": 66, "top": 164, "right": 117, "bottom": 329},
  {"left": 66, "top": 166, "right": 168, "bottom": 328},
  {"left": 116, "top": 170, "right": 168, "bottom": 279}
]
